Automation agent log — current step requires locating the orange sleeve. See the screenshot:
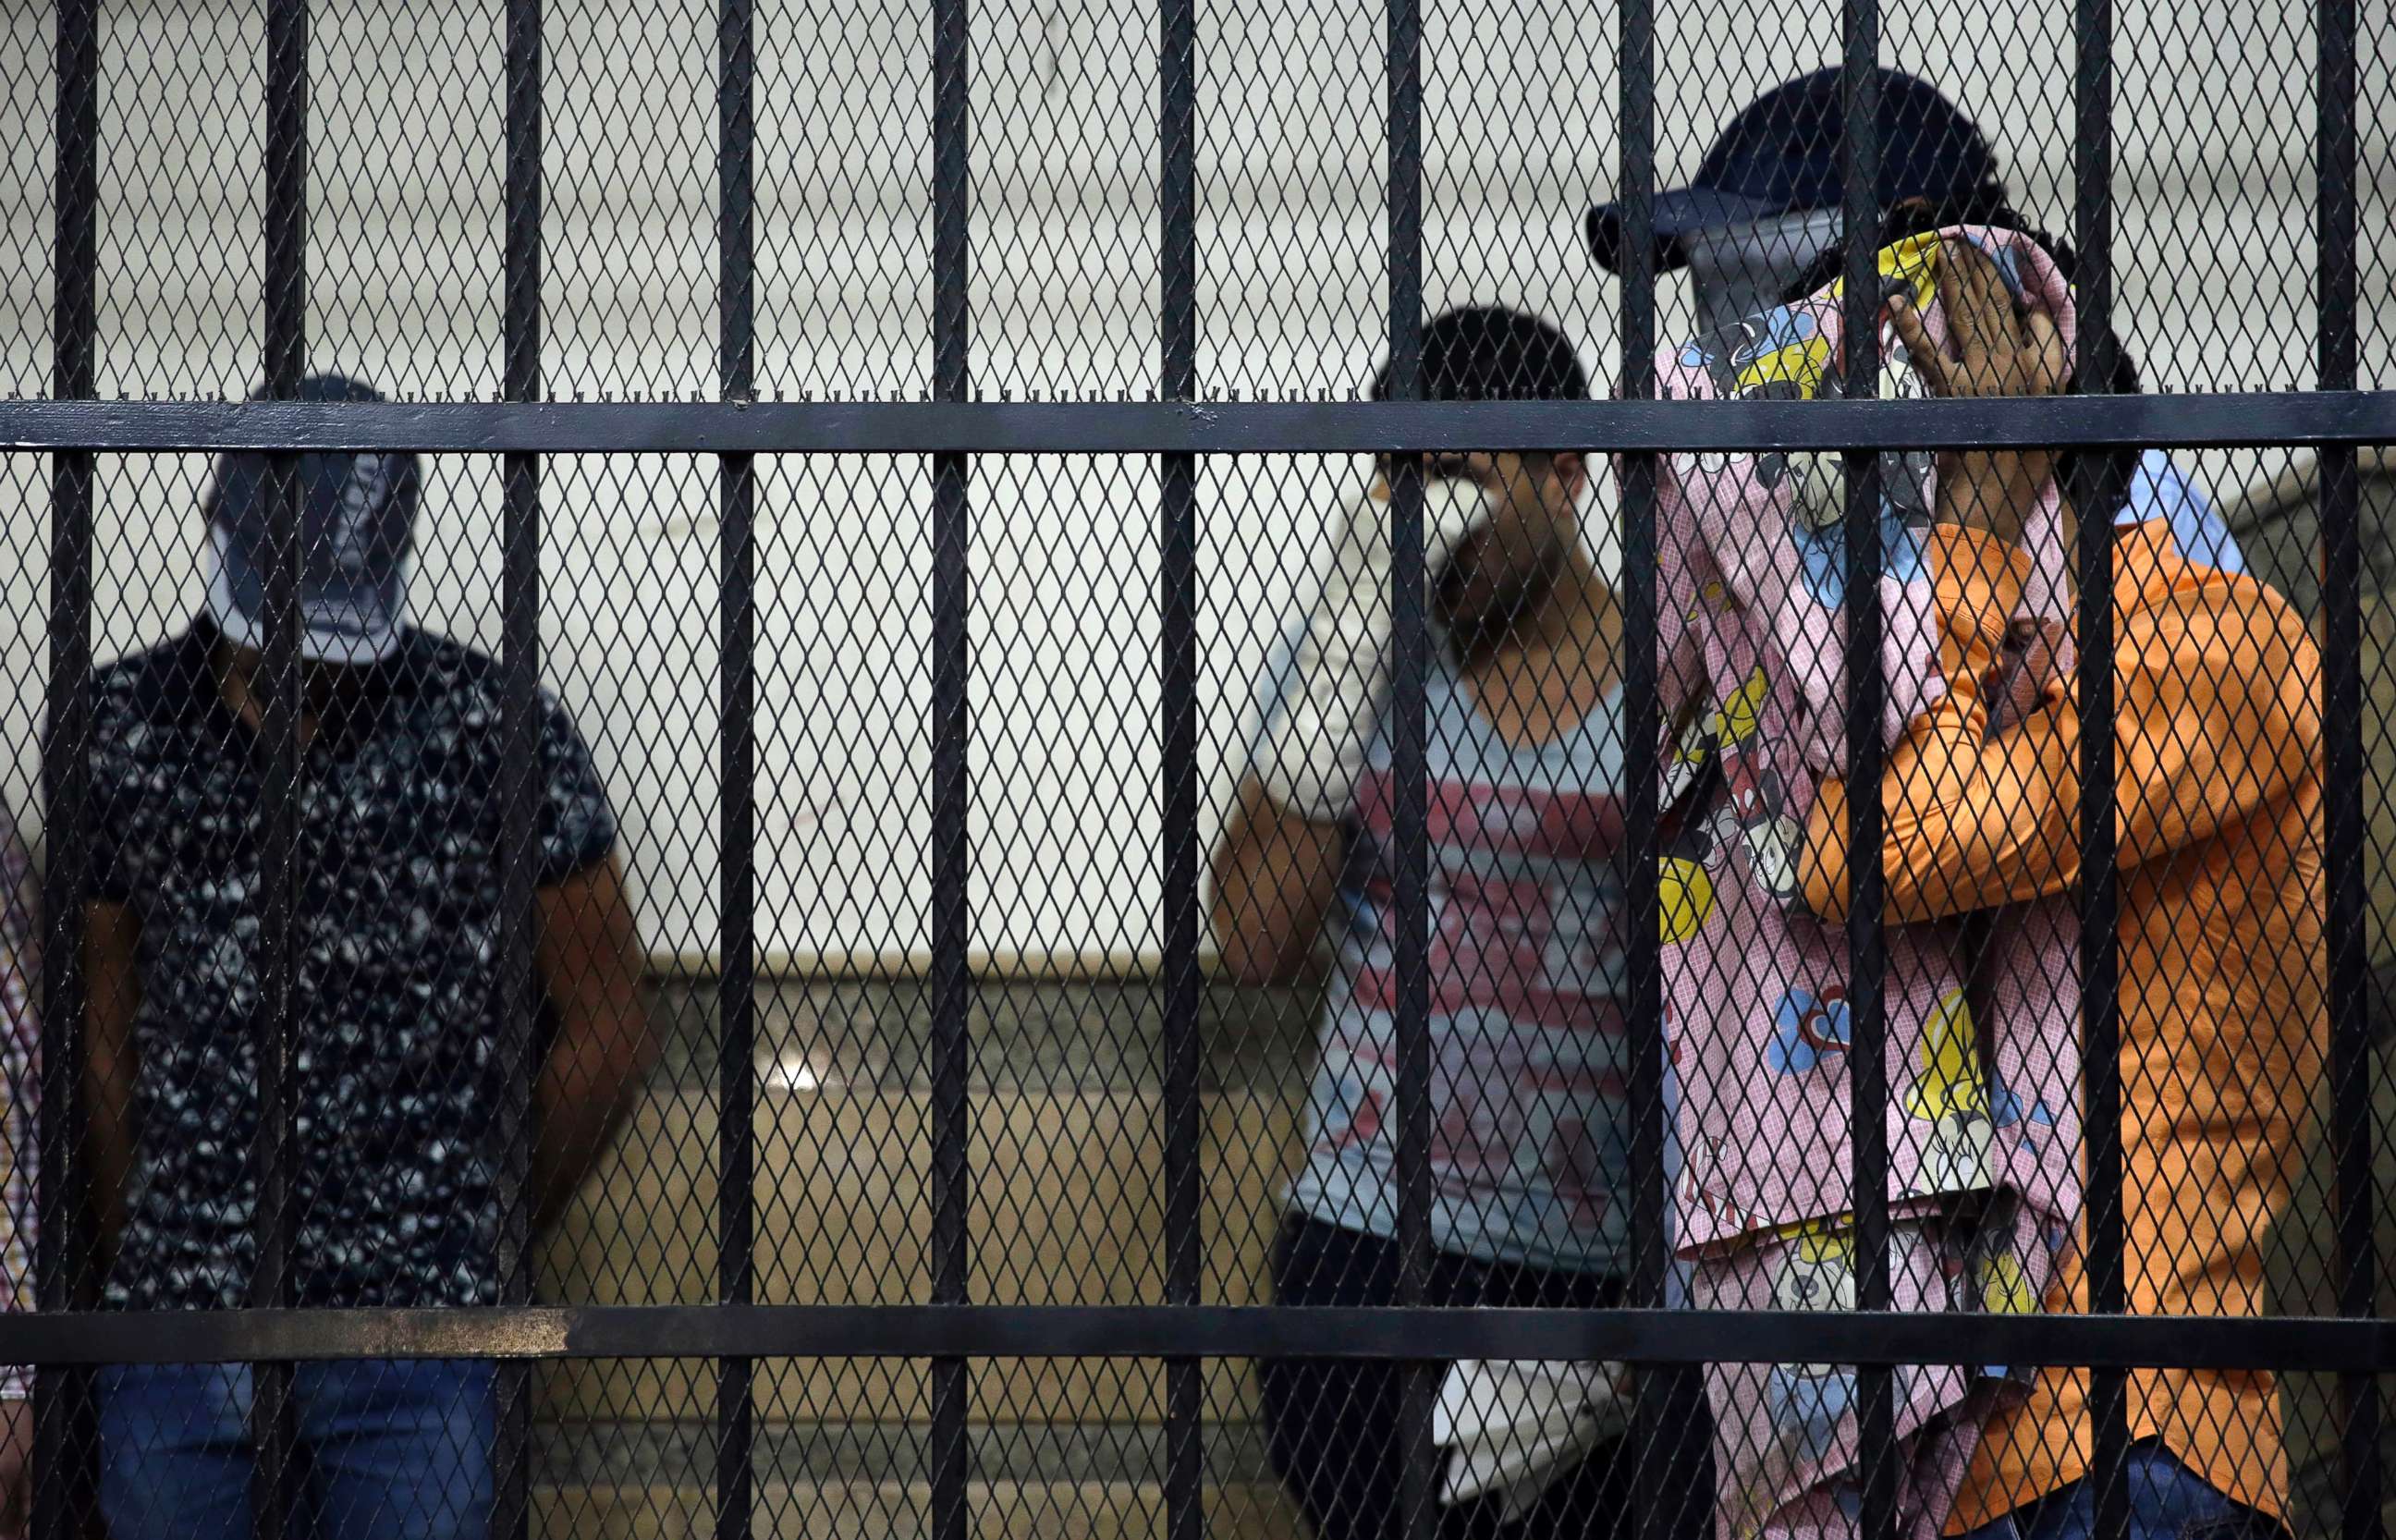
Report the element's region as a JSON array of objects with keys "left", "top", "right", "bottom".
[{"left": 1803, "top": 526, "right": 2321, "bottom": 923}]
